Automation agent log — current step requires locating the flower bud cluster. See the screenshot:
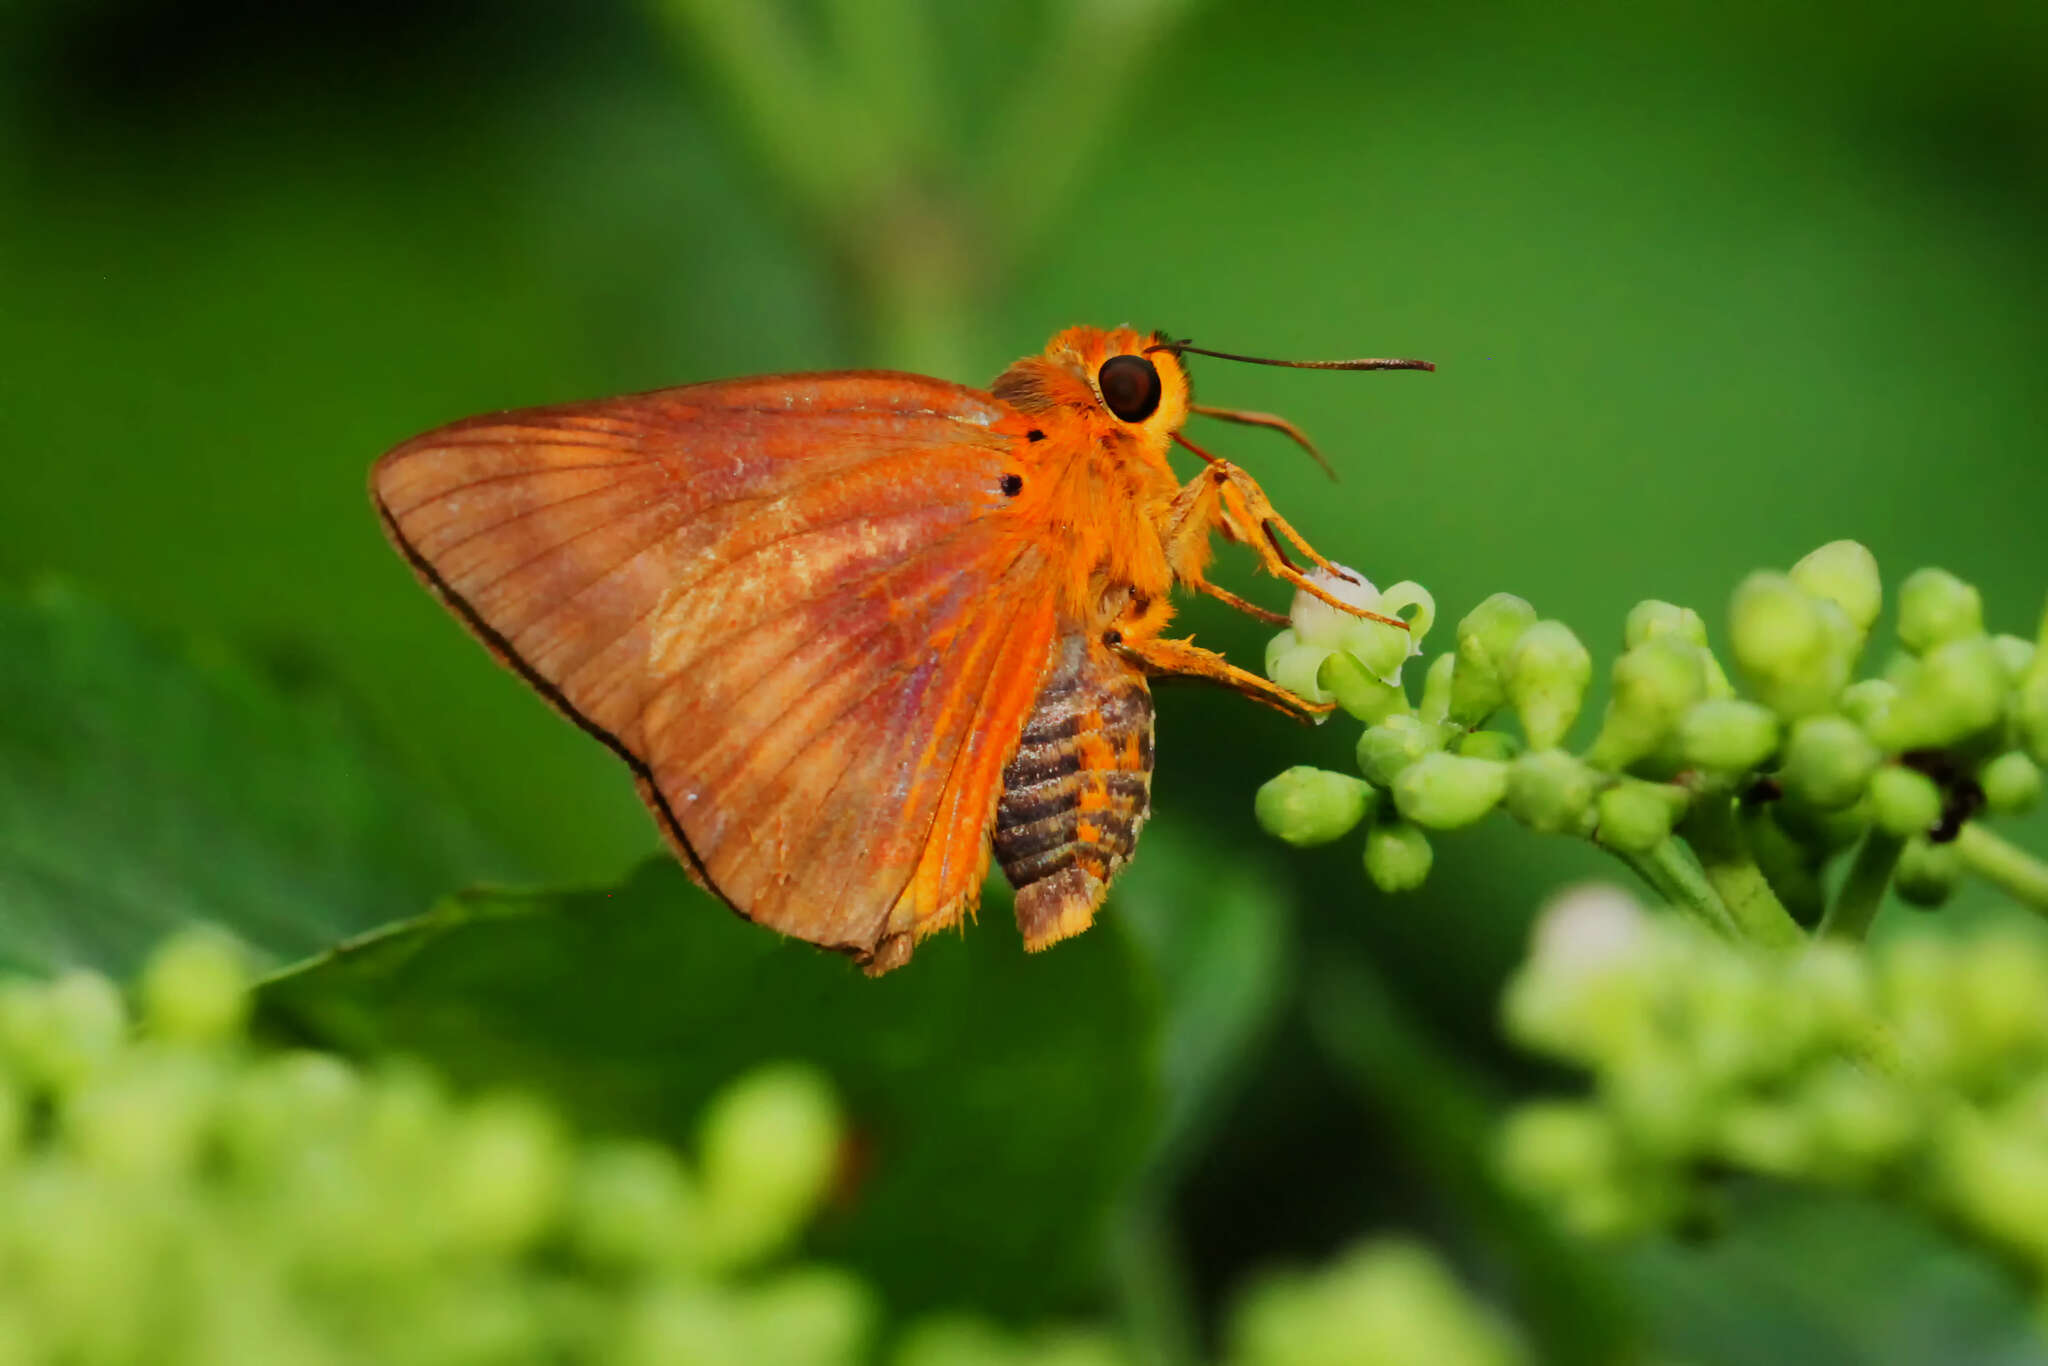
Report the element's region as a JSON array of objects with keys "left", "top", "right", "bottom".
[
  {"left": 0, "top": 932, "right": 871, "bottom": 1366},
  {"left": 1227, "top": 1239, "right": 1528, "bottom": 1366},
  {"left": 1497, "top": 886, "right": 2048, "bottom": 1291},
  {"left": 1256, "top": 545, "right": 2046, "bottom": 917}
]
